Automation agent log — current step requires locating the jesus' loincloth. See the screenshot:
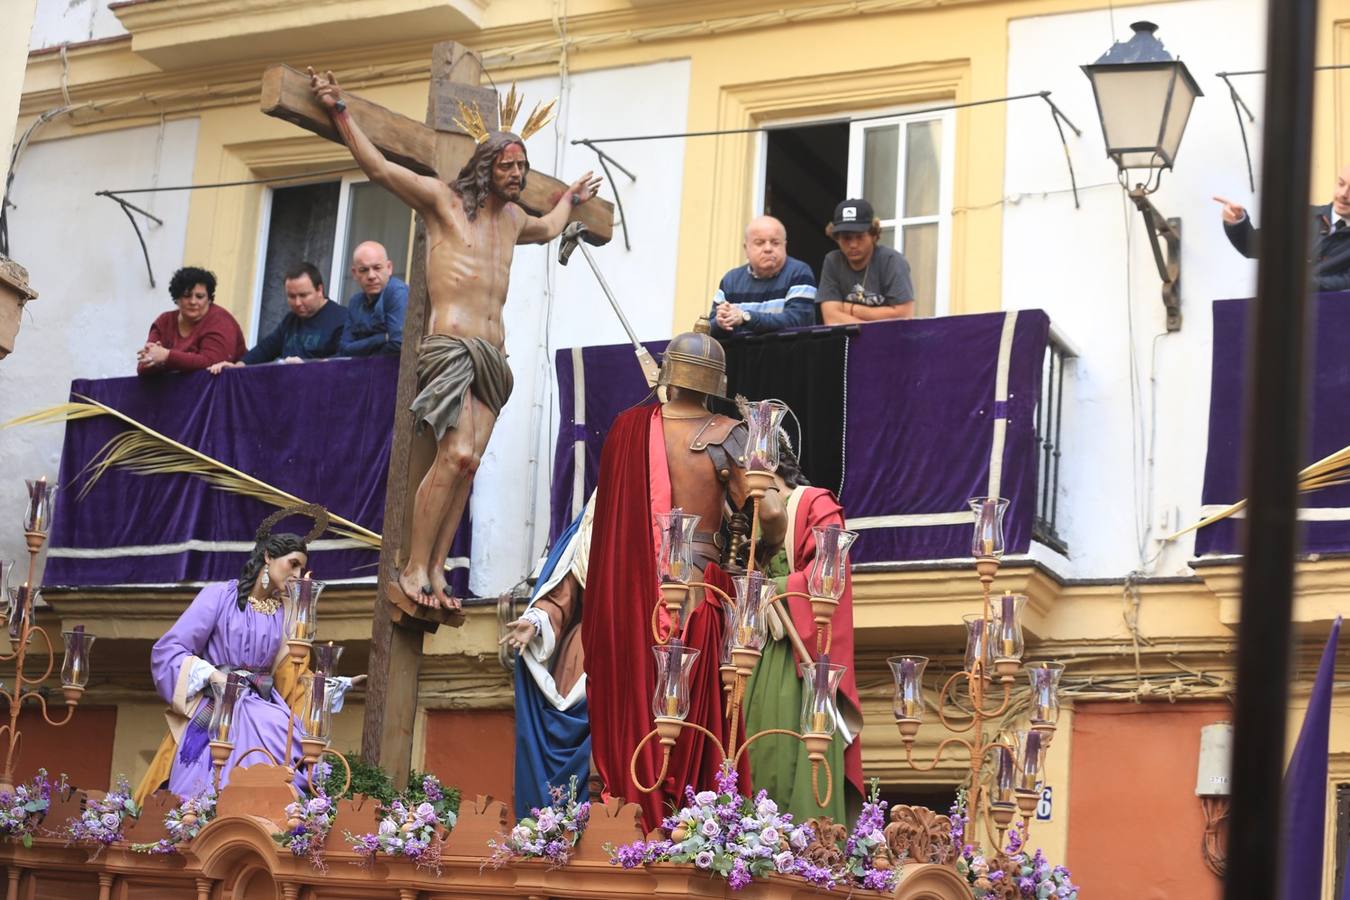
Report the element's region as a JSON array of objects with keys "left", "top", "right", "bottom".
[{"left": 409, "top": 334, "right": 514, "bottom": 440}]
